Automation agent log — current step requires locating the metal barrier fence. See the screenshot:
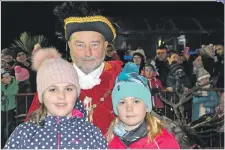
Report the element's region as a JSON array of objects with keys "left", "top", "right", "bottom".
[
  {"left": 158, "top": 90, "right": 224, "bottom": 148},
  {"left": 15, "top": 93, "right": 35, "bottom": 124},
  {"left": 1, "top": 91, "right": 224, "bottom": 148}
]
